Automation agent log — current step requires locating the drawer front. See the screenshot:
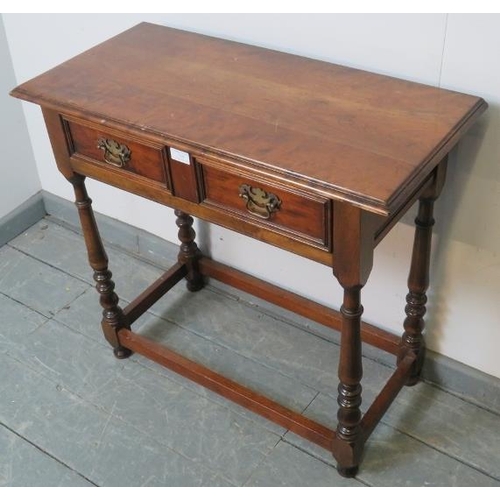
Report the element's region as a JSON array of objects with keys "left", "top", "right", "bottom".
[
  {"left": 200, "top": 160, "right": 331, "bottom": 250},
  {"left": 65, "top": 118, "right": 168, "bottom": 185}
]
